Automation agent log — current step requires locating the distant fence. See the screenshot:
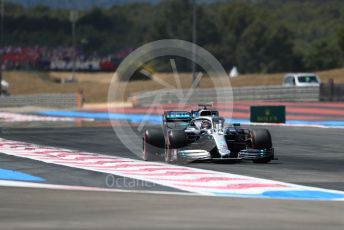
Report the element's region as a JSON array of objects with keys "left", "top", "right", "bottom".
[
  {"left": 131, "top": 86, "right": 320, "bottom": 107},
  {"left": 0, "top": 93, "right": 82, "bottom": 108},
  {"left": 320, "top": 83, "right": 344, "bottom": 102}
]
